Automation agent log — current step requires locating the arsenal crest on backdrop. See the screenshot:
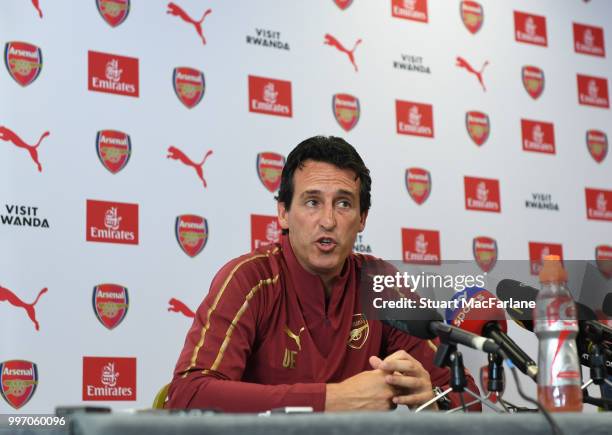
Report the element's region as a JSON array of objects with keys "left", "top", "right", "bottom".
[
  {"left": 96, "top": 130, "right": 131, "bottom": 174},
  {"left": 473, "top": 236, "right": 498, "bottom": 272},
  {"left": 465, "top": 111, "right": 490, "bottom": 146},
  {"left": 256, "top": 152, "right": 285, "bottom": 193},
  {"left": 332, "top": 94, "right": 360, "bottom": 132},
  {"left": 173, "top": 67, "right": 205, "bottom": 109},
  {"left": 405, "top": 168, "right": 431, "bottom": 205},
  {"left": 92, "top": 284, "right": 129, "bottom": 330},
  {"left": 4, "top": 42, "right": 42, "bottom": 87},
  {"left": 175, "top": 214, "right": 208, "bottom": 257},
  {"left": 96, "top": 0, "right": 130, "bottom": 27},
  {"left": 586, "top": 130, "right": 608, "bottom": 163},
  {"left": 522, "top": 66, "right": 545, "bottom": 99},
  {"left": 460, "top": 1, "right": 484, "bottom": 34},
  {"left": 0, "top": 360, "right": 38, "bottom": 409}
]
